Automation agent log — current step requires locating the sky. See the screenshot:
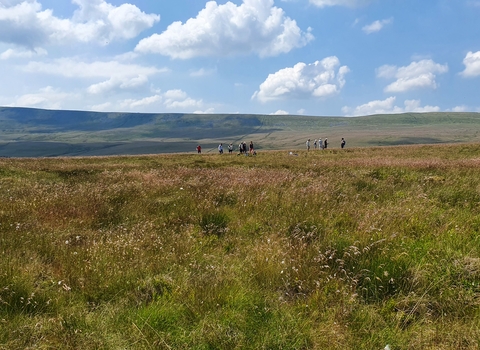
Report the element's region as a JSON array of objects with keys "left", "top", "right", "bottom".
[{"left": 0, "top": 0, "right": 479, "bottom": 117}]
